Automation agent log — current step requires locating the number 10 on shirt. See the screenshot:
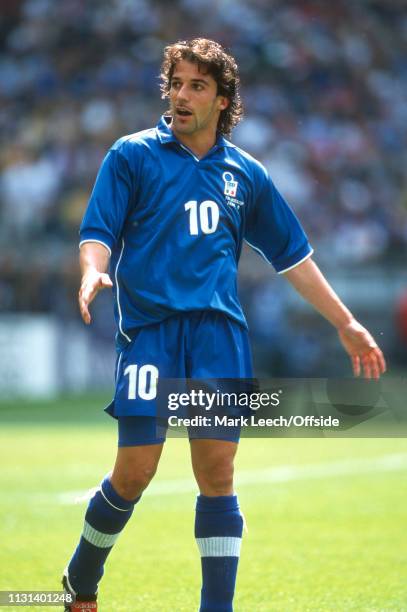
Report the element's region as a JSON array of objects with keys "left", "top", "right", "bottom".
[{"left": 185, "top": 200, "right": 219, "bottom": 235}]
